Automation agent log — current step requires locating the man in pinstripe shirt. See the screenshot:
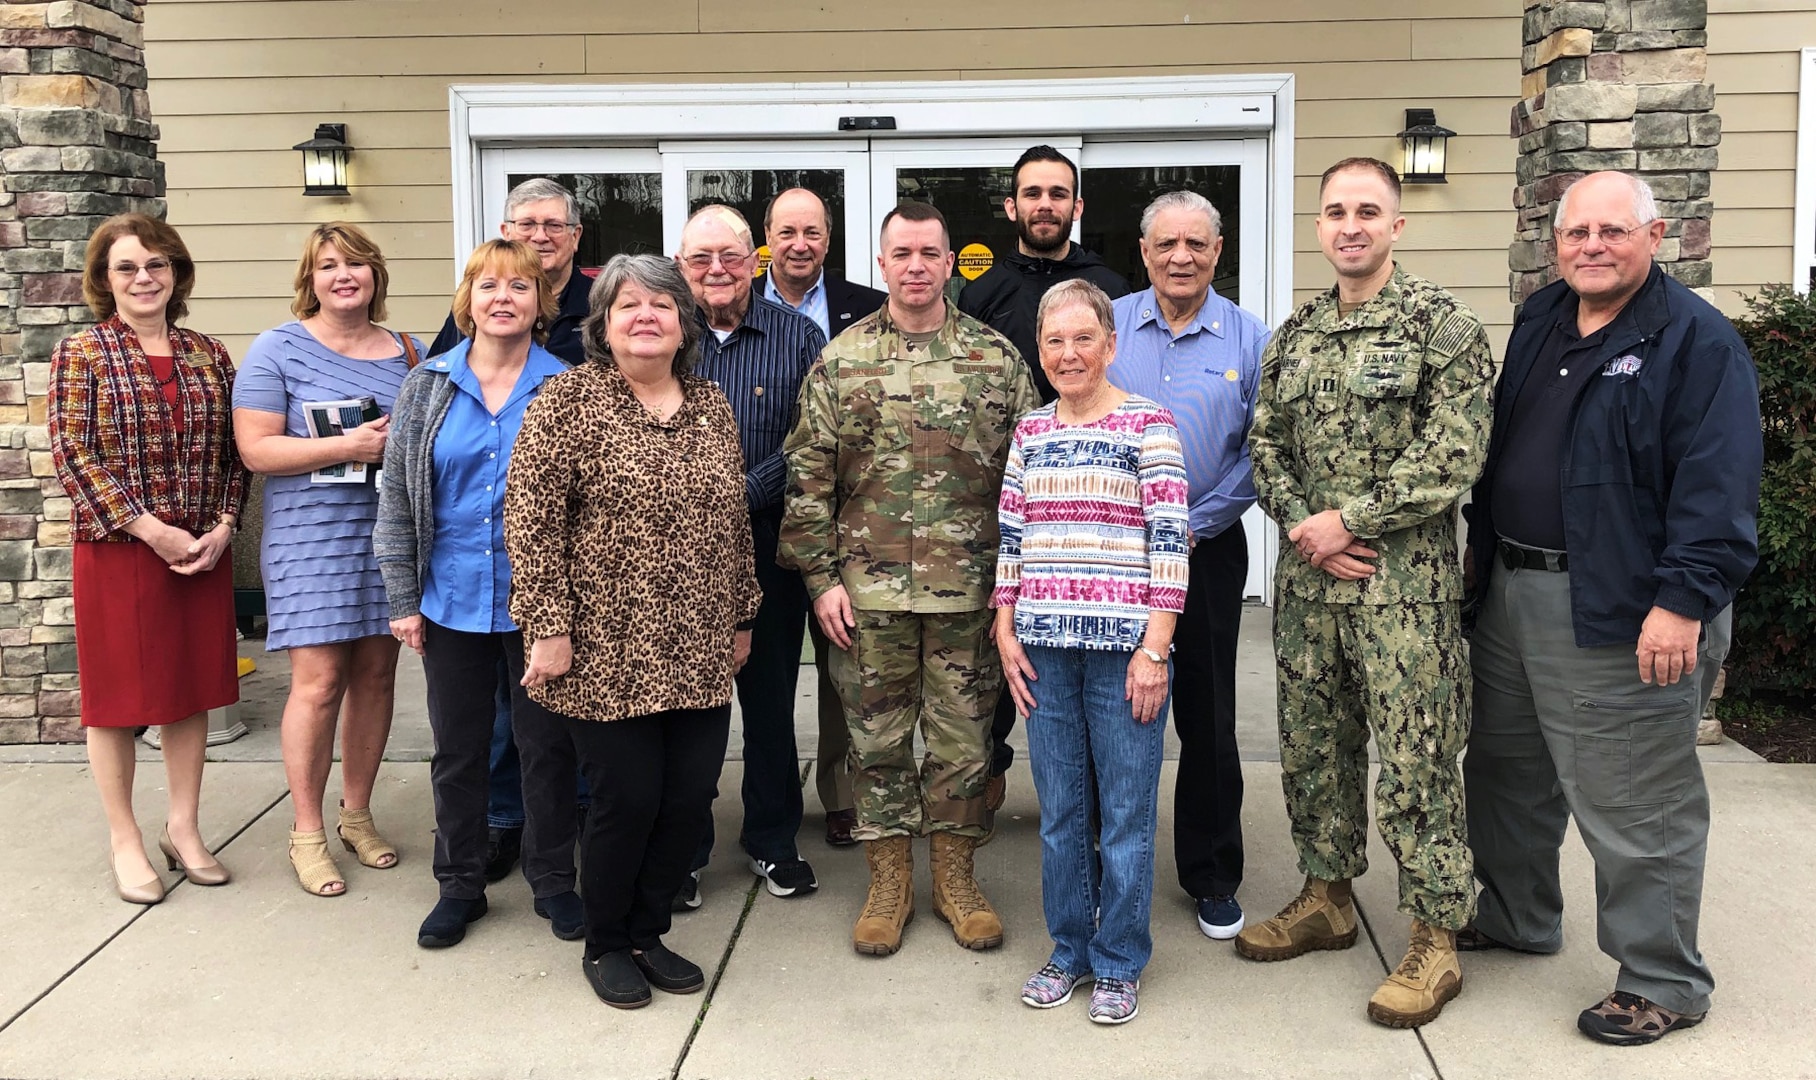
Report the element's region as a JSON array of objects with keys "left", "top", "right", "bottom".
[
  {"left": 1108, "top": 190, "right": 1271, "bottom": 946},
  {"left": 675, "top": 205, "right": 828, "bottom": 907}
]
